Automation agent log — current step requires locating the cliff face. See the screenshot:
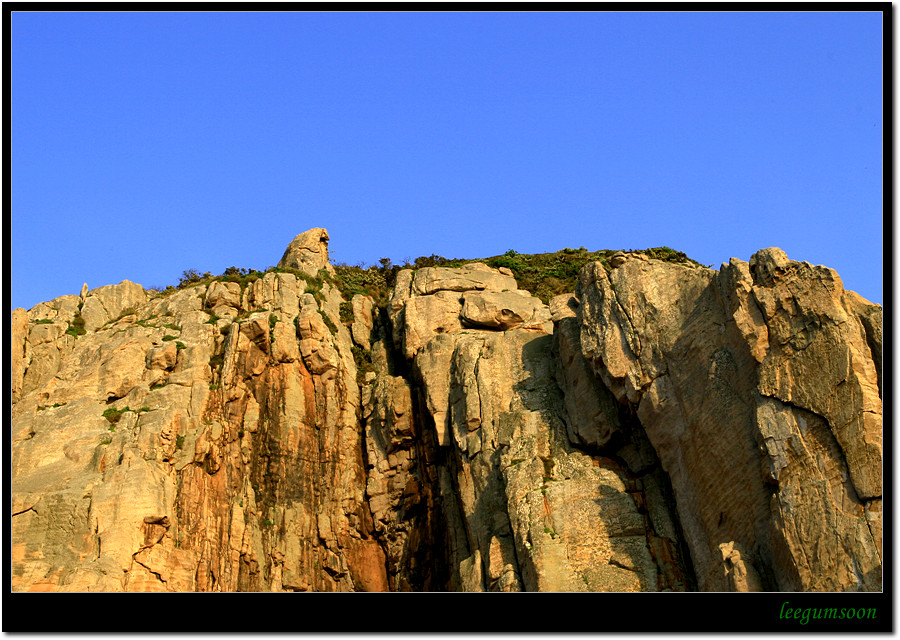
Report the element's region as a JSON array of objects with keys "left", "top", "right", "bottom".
[{"left": 10, "top": 230, "right": 882, "bottom": 592}]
